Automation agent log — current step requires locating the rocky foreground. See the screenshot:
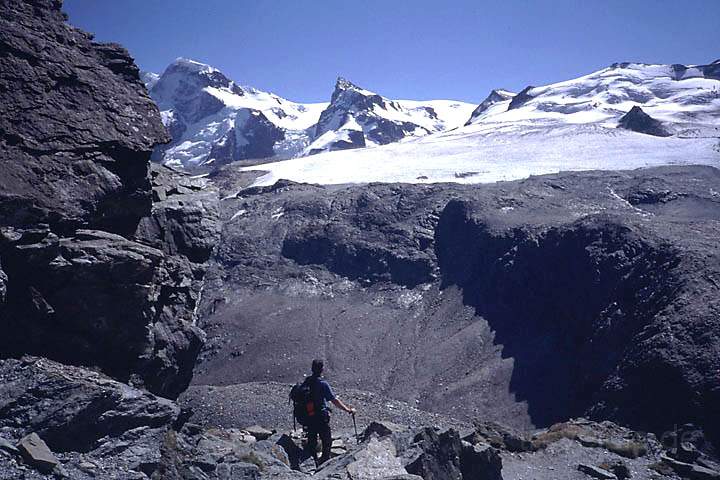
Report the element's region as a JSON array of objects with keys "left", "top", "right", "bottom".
[{"left": 1, "top": 0, "right": 720, "bottom": 479}]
